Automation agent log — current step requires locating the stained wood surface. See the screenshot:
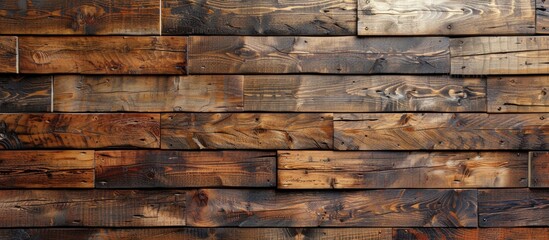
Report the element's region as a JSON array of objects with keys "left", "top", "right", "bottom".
[
  {"left": 189, "top": 36, "right": 449, "bottom": 74},
  {"left": 0, "top": 75, "right": 51, "bottom": 113},
  {"left": 479, "top": 189, "right": 549, "bottom": 227},
  {"left": 479, "top": 228, "right": 549, "bottom": 239},
  {"left": 186, "top": 189, "right": 478, "bottom": 227},
  {"left": 488, "top": 76, "right": 549, "bottom": 113},
  {"left": 161, "top": 113, "right": 333, "bottom": 150},
  {"left": 162, "top": 0, "right": 356, "bottom": 35},
  {"left": 244, "top": 75, "right": 486, "bottom": 112},
  {"left": 0, "top": 36, "right": 17, "bottom": 73},
  {"left": 358, "top": 0, "right": 535, "bottom": 36},
  {"left": 0, "top": 151, "right": 93, "bottom": 188},
  {"left": 54, "top": 75, "right": 242, "bottom": 112},
  {"left": 95, "top": 151, "right": 276, "bottom": 188},
  {"left": 19, "top": 37, "right": 187, "bottom": 74},
  {"left": 451, "top": 36, "right": 549, "bottom": 75},
  {"left": 393, "top": 228, "right": 478, "bottom": 240},
  {"left": 278, "top": 151, "right": 527, "bottom": 189},
  {"left": 334, "top": 113, "right": 549, "bottom": 150},
  {"left": 529, "top": 152, "right": 549, "bottom": 188},
  {"left": 0, "top": 114, "right": 160, "bottom": 149},
  {"left": 538, "top": 0, "right": 549, "bottom": 33},
  {"left": 0, "top": 0, "right": 160, "bottom": 35}
]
